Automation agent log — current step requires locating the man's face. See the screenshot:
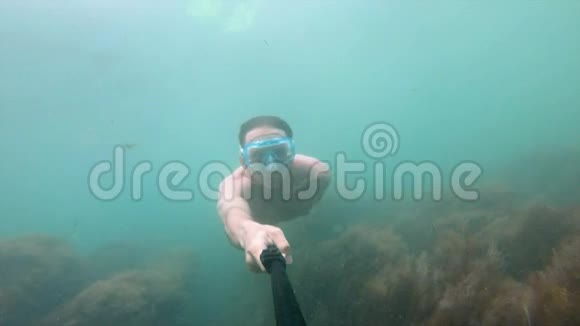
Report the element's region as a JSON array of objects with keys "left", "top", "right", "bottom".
[{"left": 240, "top": 126, "right": 292, "bottom": 185}]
